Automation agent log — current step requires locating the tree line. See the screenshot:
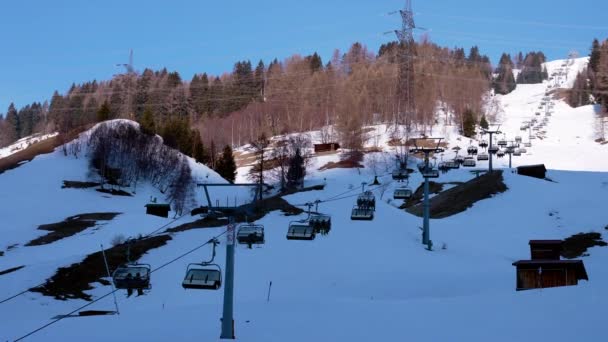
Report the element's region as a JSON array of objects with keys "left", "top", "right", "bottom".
[
  {"left": 569, "top": 38, "right": 608, "bottom": 109},
  {"left": 1, "top": 39, "right": 547, "bottom": 158}
]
